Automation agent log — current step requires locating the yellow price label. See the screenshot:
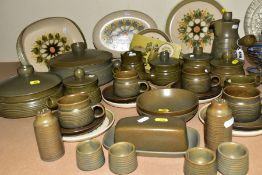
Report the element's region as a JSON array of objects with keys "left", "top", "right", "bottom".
[
  {"left": 158, "top": 108, "right": 170, "bottom": 112},
  {"left": 30, "top": 80, "right": 41, "bottom": 85},
  {"left": 154, "top": 118, "right": 168, "bottom": 122},
  {"left": 222, "top": 8, "right": 227, "bottom": 13},
  {"left": 232, "top": 59, "right": 239, "bottom": 64}
]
